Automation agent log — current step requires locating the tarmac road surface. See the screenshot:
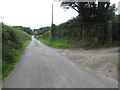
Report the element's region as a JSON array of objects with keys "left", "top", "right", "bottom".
[{"left": 3, "top": 36, "right": 118, "bottom": 88}]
